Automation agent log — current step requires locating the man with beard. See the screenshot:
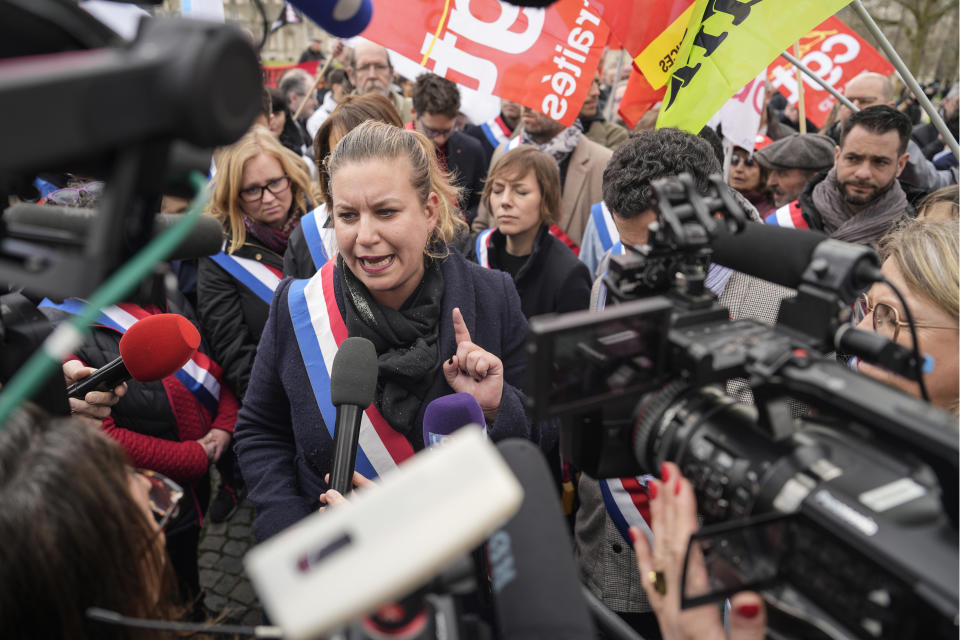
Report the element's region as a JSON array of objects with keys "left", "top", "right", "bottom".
[
  {"left": 580, "top": 75, "right": 629, "bottom": 151},
  {"left": 471, "top": 105, "right": 612, "bottom": 248},
  {"left": 346, "top": 40, "right": 413, "bottom": 124},
  {"left": 765, "top": 105, "right": 912, "bottom": 248}
]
